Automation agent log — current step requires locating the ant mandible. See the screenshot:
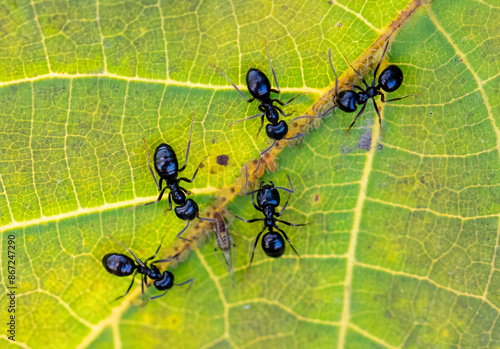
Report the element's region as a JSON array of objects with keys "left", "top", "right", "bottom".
[
  {"left": 235, "top": 166, "right": 307, "bottom": 264},
  {"left": 326, "top": 30, "right": 413, "bottom": 134},
  {"left": 212, "top": 43, "right": 318, "bottom": 172},
  {"left": 102, "top": 236, "right": 193, "bottom": 301},
  {"left": 142, "top": 111, "right": 215, "bottom": 241}
]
